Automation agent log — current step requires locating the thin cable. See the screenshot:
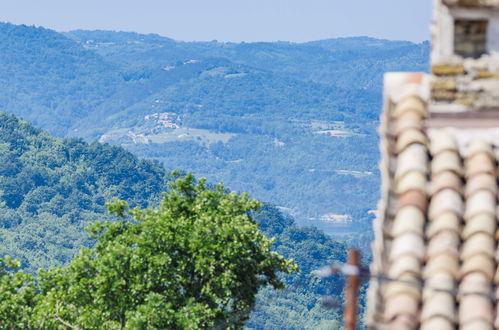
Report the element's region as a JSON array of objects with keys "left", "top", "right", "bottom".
[{"left": 315, "top": 262, "right": 499, "bottom": 302}]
